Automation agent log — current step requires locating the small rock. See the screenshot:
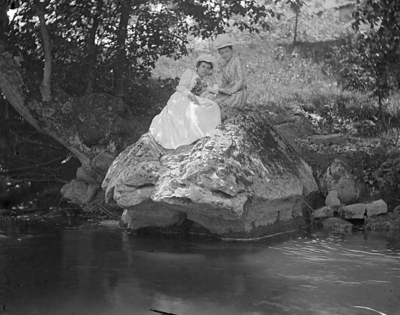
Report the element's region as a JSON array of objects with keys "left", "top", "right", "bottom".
[
  {"left": 312, "top": 206, "right": 334, "bottom": 219},
  {"left": 325, "top": 190, "right": 341, "bottom": 209},
  {"left": 339, "top": 203, "right": 366, "bottom": 219},
  {"left": 91, "top": 153, "right": 115, "bottom": 175},
  {"left": 339, "top": 200, "right": 388, "bottom": 219},
  {"left": 61, "top": 179, "right": 89, "bottom": 205},
  {"left": 365, "top": 199, "right": 387, "bottom": 217},
  {"left": 321, "top": 217, "right": 353, "bottom": 230},
  {"left": 76, "top": 166, "right": 103, "bottom": 184}
]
